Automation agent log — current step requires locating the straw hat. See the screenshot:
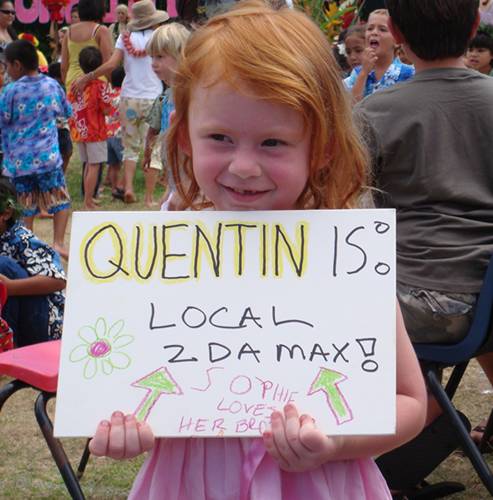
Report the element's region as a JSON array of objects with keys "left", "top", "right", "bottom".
[{"left": 127, "top": 0, "right": 169, "bottom": 32}]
